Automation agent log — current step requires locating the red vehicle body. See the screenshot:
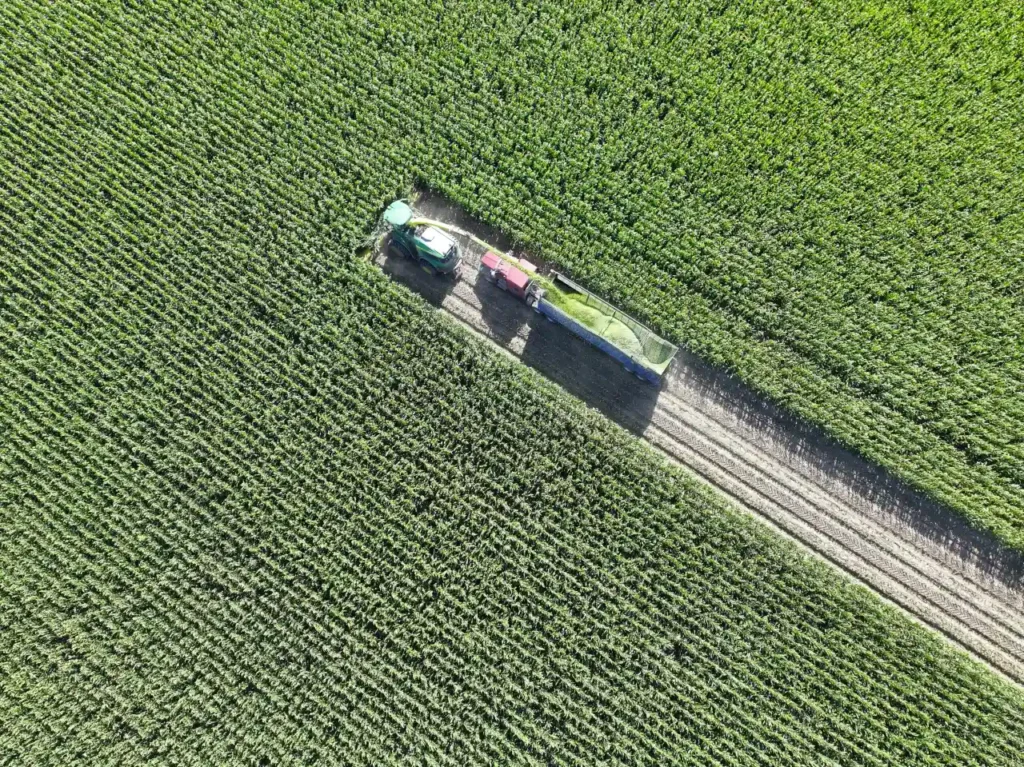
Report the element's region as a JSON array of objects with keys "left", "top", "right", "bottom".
[{"left": 479, "top": 251, "right": 538, "bottom": 301}]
